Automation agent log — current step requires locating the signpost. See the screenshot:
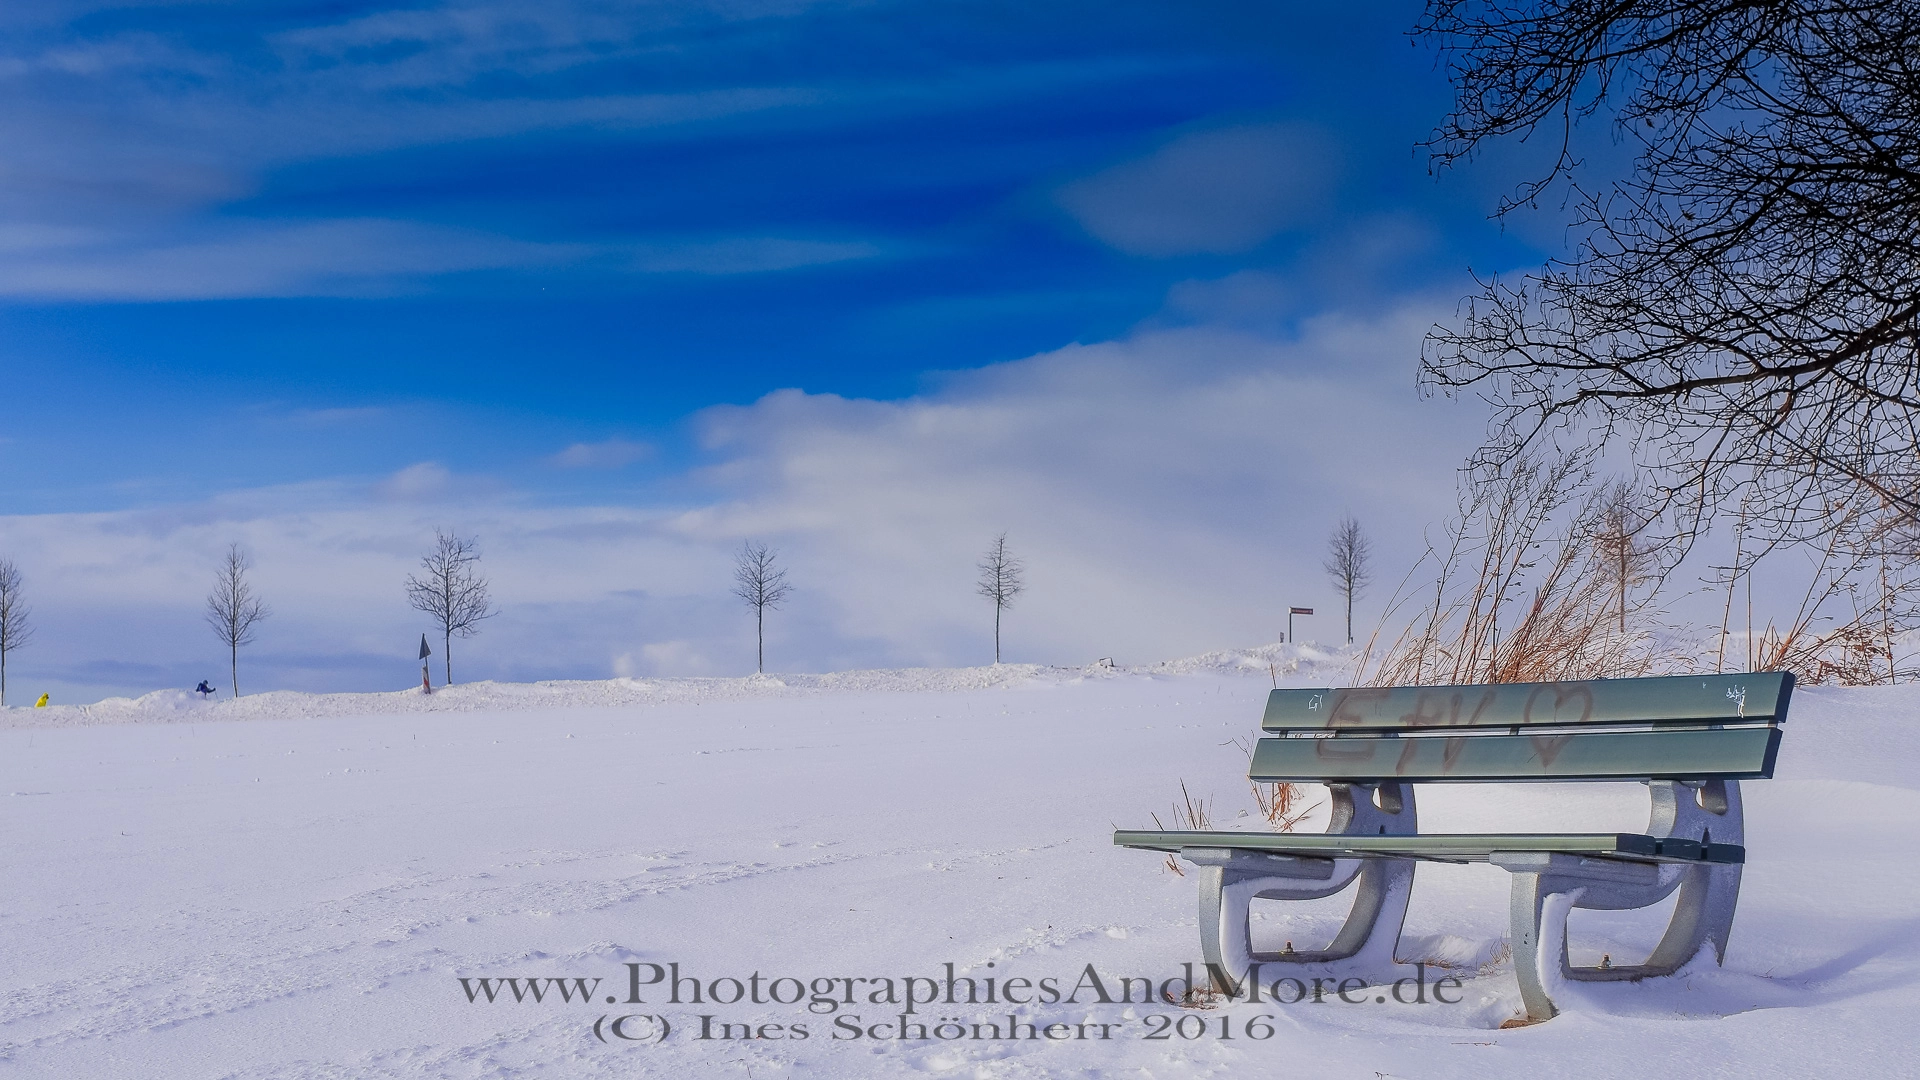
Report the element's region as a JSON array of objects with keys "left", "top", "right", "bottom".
[
  {"left": 419, "top": 634, "right": 433, "bottom": 694},
  {"left": 1288, "top": 606, "right": 1313, "bottom": 645}
]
